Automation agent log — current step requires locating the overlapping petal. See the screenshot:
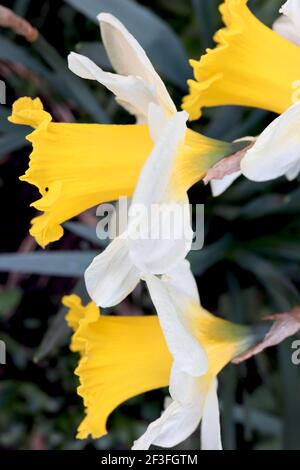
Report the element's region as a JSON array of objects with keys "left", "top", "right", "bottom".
[
  {"left": 98, "top": 13, "right": 176, "bottom": 117},
  {"left": 241, "top": 102, "right": 300, "bottom": 181}
]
